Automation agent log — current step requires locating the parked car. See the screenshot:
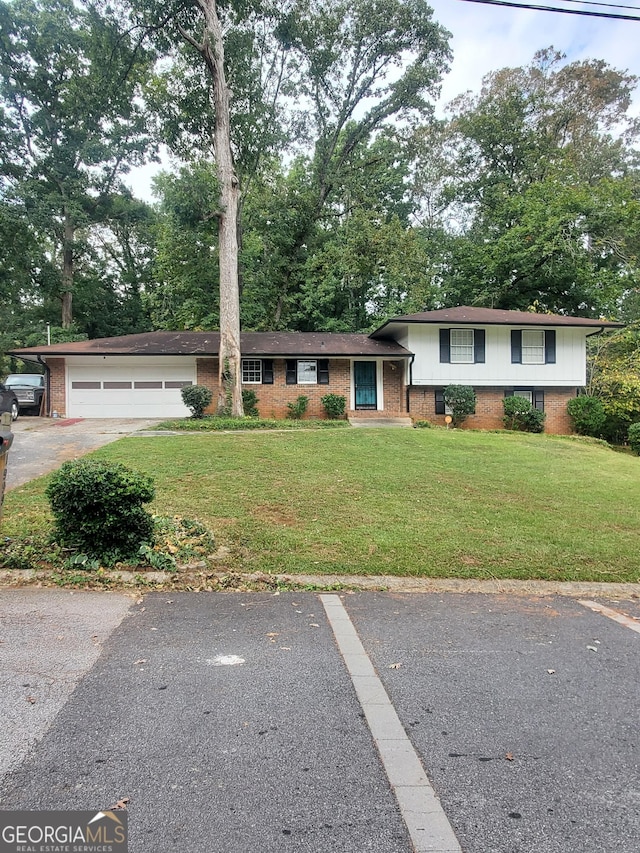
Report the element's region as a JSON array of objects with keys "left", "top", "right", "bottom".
[
  {"left": 3, "top": 373, "right": 45, "bottom": 414},
  {"left": 0, "top": 383, "right": 19, "bottom": 421}
]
